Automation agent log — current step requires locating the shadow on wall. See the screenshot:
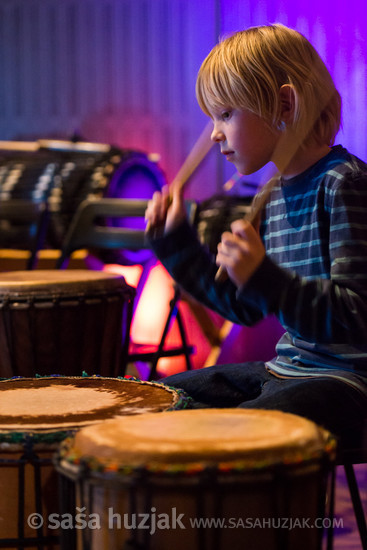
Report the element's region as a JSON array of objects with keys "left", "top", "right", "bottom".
[{"left": 216, "top": 316, "right": 285, "bottom": 366}]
